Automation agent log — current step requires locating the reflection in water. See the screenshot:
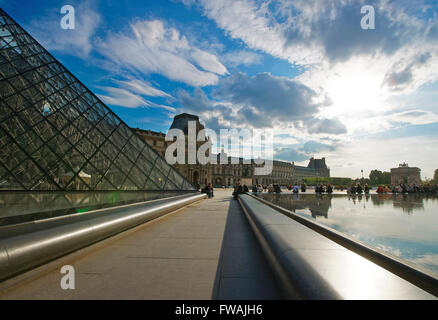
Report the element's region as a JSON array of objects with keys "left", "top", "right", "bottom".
[
  {"left": 0, "top": 191, "right": 194, "bottom": 226},
  {"left": 258, "top": 193, "right": 438, "bottom": 275},
  {"left": 271, "top": 193, "right": 332, "bottom": 218}
]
